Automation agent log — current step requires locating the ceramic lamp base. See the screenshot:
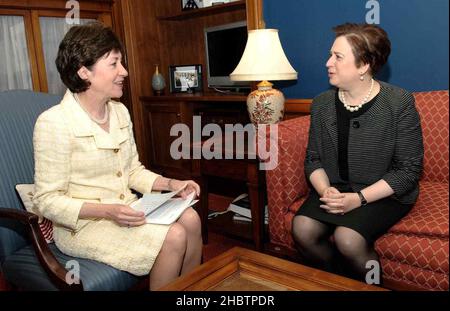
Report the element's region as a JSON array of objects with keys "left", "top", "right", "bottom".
[{"left": 246, "top": 81, "right": 285, "bottom": 124}]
